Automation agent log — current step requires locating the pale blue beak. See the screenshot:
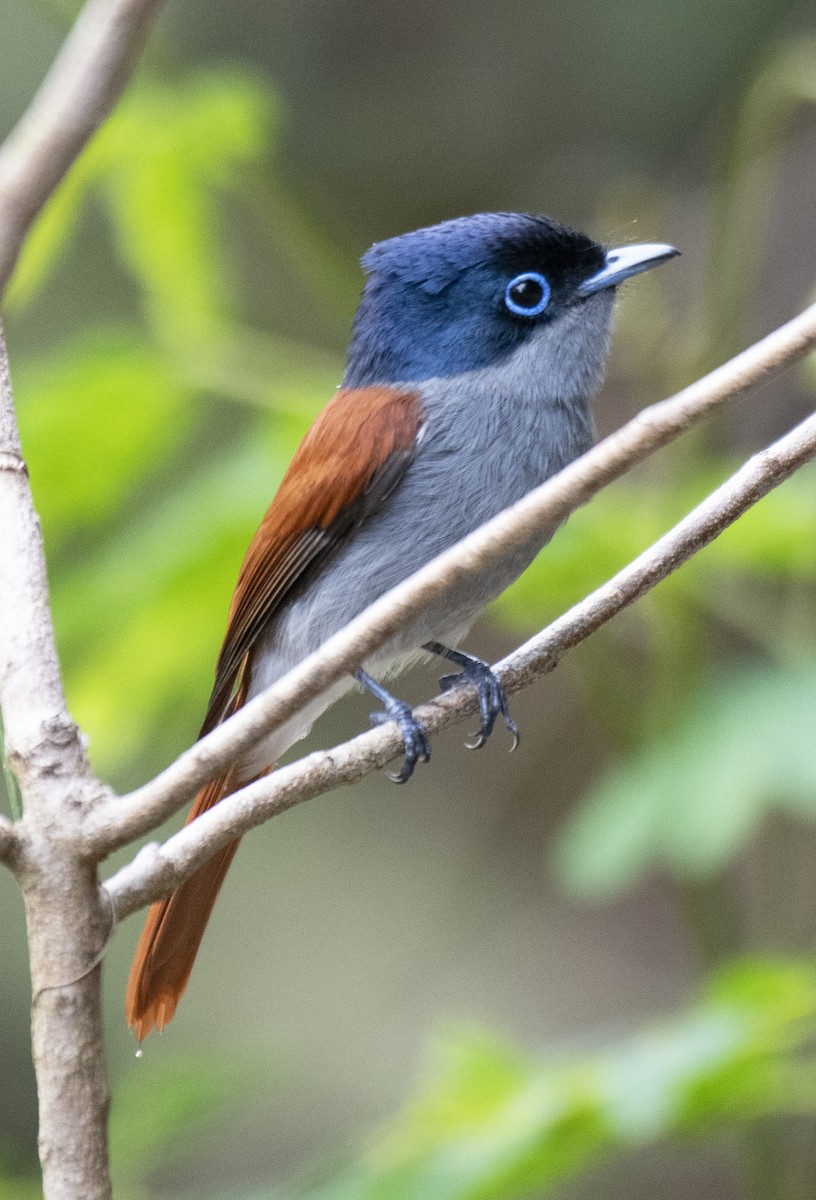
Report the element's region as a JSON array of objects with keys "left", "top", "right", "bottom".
[{"left": 577, "top": 242, "right": 679, "bottom": 297}]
